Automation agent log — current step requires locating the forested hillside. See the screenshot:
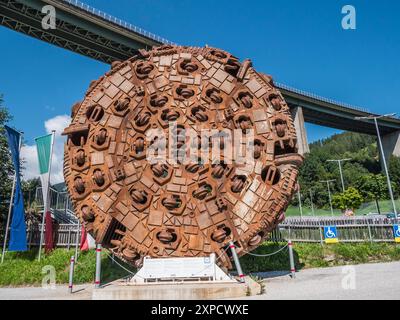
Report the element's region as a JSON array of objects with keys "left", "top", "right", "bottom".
[{"left": 293, "top": 131, "right": 400, "bottom": 210}]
